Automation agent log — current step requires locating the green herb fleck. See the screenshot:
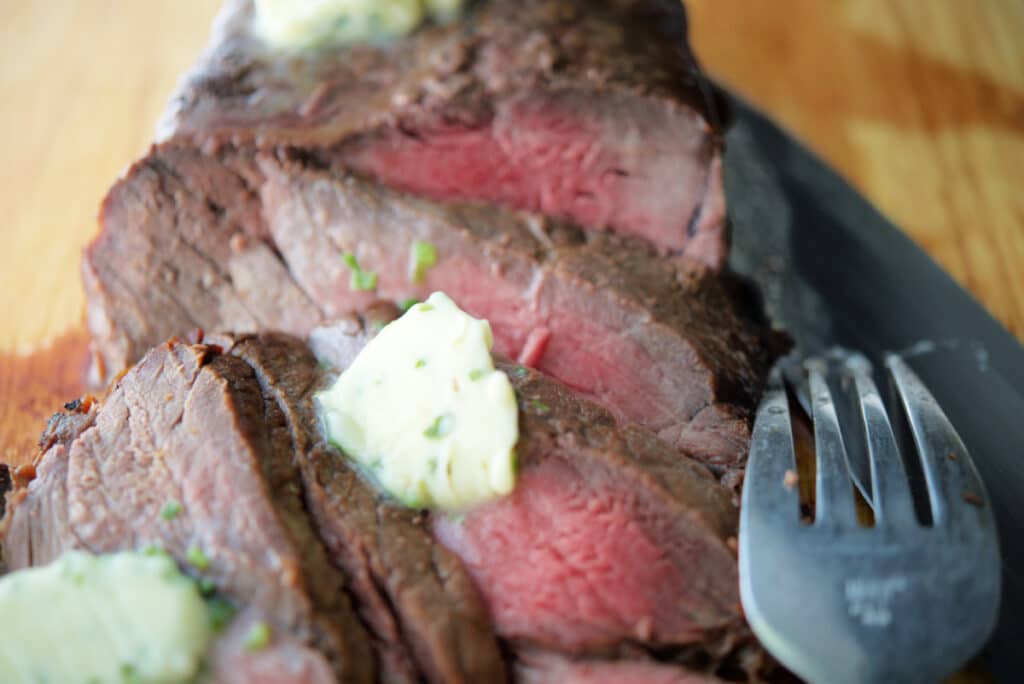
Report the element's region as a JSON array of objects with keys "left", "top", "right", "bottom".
[
  {"left": 512, "top": 366, "right": 529, "bottom": 379},
  {"left": 121, "top": 663, "right": 141, "bottom": 684},
  {"left": 141, "top": 543, "right": 167, "bottom": 557},
  {"left": 186, "top": 545, "right": 211, "bottom": 571},
  {"left": 342, "top": 252, "right": 378, "bottom": 292},
  {"left": 530, "top": 399, "right": 550, "bottom": 414},
  {"left": 207, "top": 596, "right": 236, "bottom": 633},
  {"left": 417, "top": 303, "right": 435, "bottom": 313},
  {"left": 245, "top": 621, "right": 272, "bottom": 651},
  {"left": 415, "top": 359, "right": 427, "bottom": 369},
  {"left": 198, "top": 578, "right": 217, "bottom": 596},
  {"left": 423, "top": 413, "right": 454, "bottom": 439},
  {"left": 409, "top": 241, "right": 438, "bottom": 283},
  {"left": 352, "top": 269, "right": 378, "bottom": 292},
  {"left": 468, "top": 368, "right": 487, "bottom": 381},
  {"left": 399, "top": 297, "right": 420, "bottom": 312},
  {"left": 160, "top": 501, "right": 182, "bottom": 521}
]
